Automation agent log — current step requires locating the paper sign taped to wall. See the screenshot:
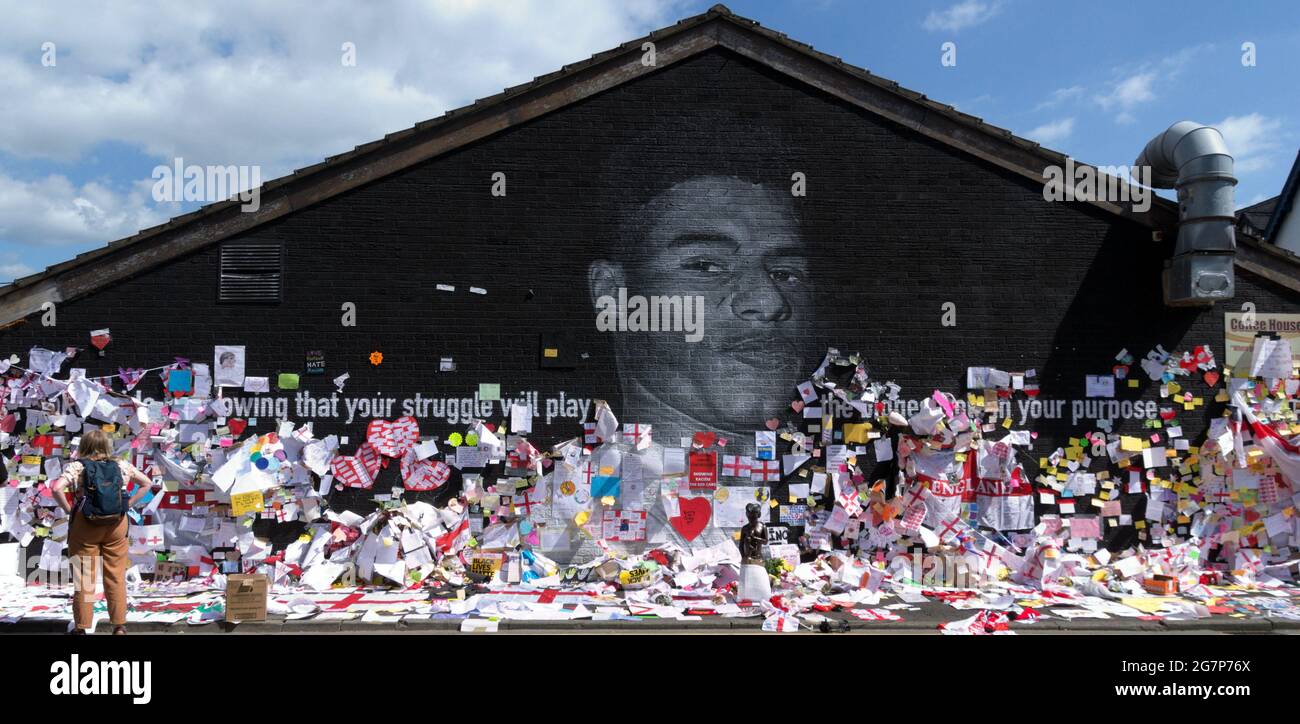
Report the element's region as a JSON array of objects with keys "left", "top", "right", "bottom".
[{"left": 231, "top": 489, "right": 264, "bottom": 517}]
